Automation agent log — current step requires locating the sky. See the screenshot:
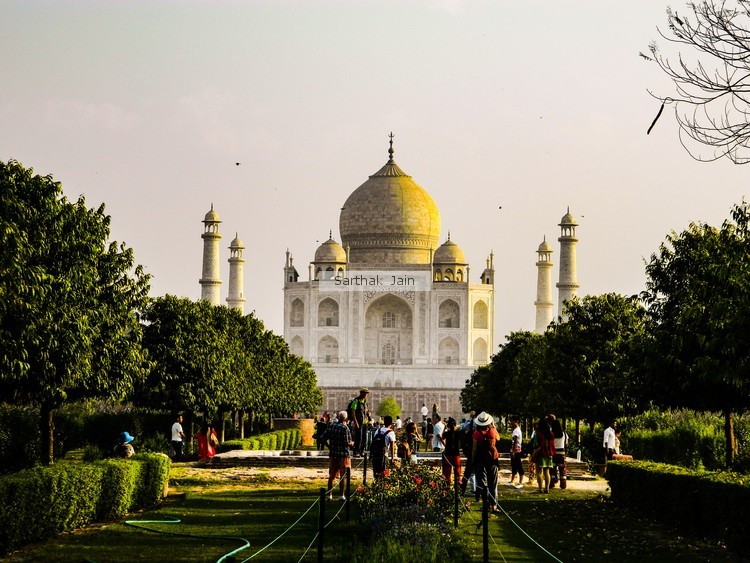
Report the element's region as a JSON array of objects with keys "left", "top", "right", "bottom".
[{"left": 2, "top": 1, "right": 748, "bottom": 351}]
